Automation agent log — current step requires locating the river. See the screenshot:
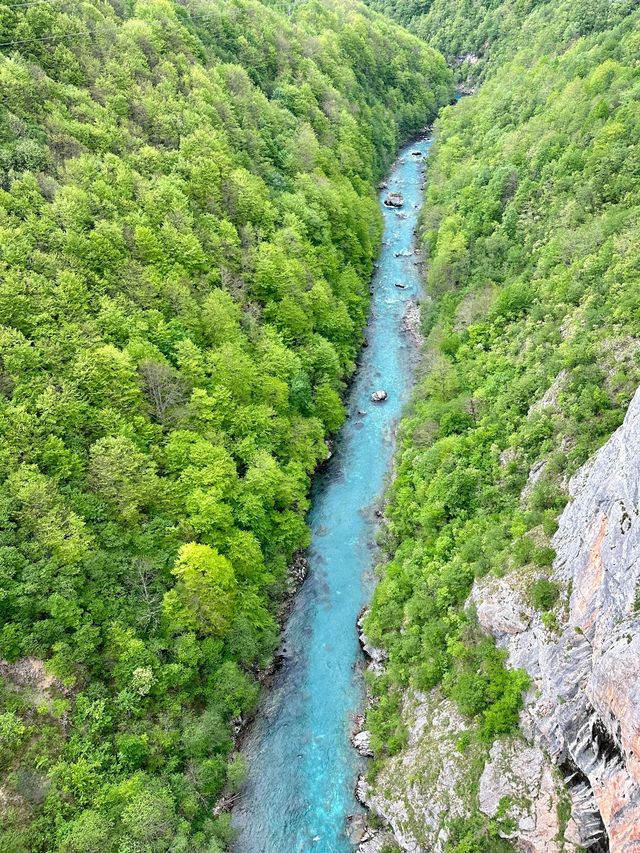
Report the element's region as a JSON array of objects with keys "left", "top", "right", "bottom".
[{"left": 232, "top": 132, "right": 432, "bottom": 853}]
